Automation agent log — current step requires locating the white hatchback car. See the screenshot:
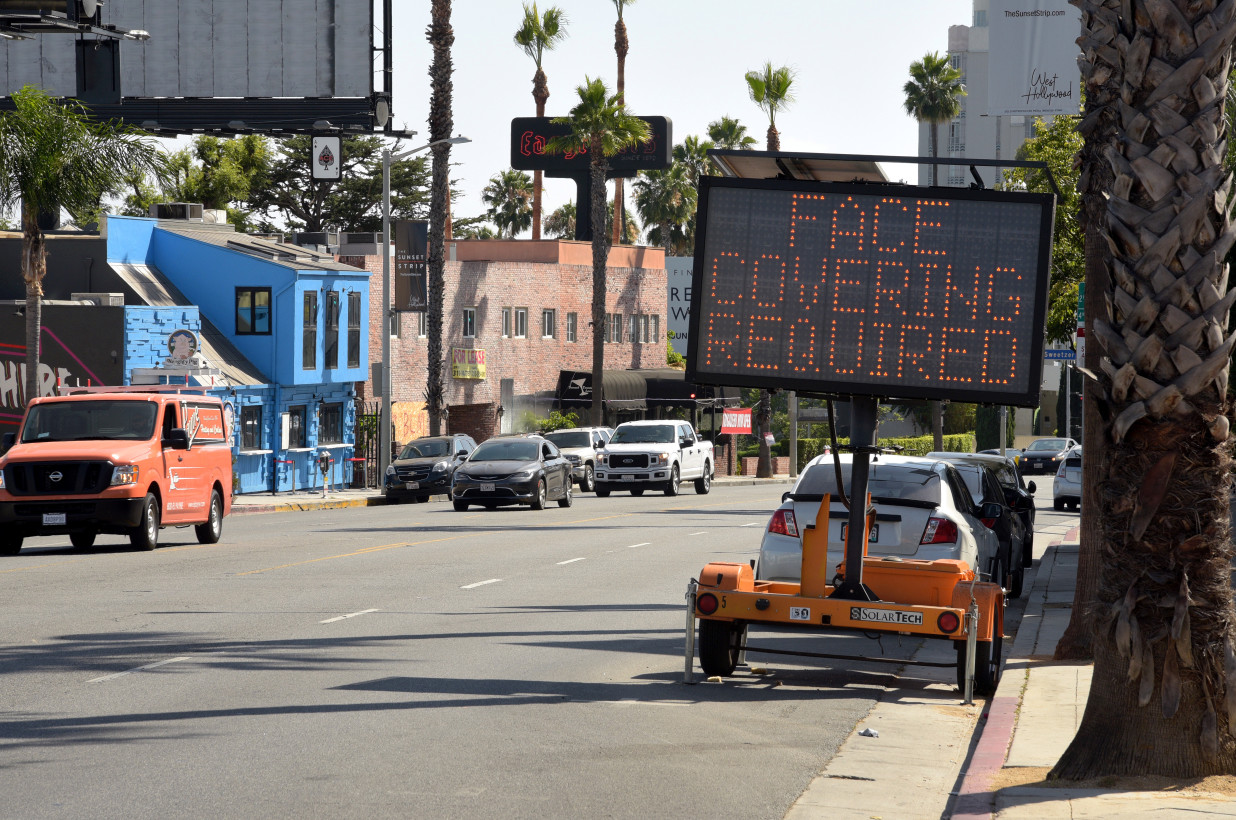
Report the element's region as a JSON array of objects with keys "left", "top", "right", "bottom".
[
  {"left": 1053, "top": 446, "right": 1082, "bottom": 511},
  {"left": 756, "top": 453, "right": 1002, "bottom": 583}
]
